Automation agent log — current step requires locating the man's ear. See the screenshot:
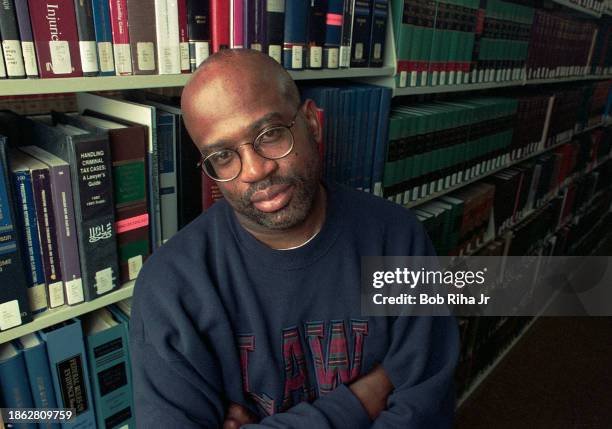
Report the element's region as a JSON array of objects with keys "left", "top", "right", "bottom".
[{"left": 302, "top": 99, "right": 323, "bottom": 145}]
